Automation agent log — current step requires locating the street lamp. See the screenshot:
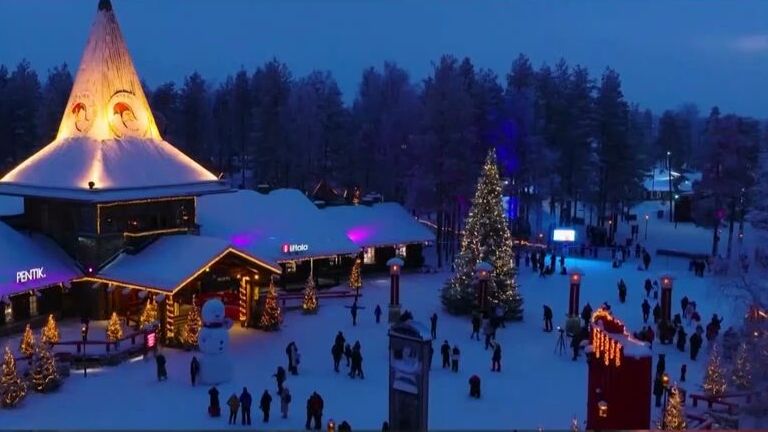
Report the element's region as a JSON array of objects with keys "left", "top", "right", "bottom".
[
  {"left": 81, "top": 320, "right": 90, "bottom": 378},
  {"left": 644, "top": 214, "right": 649, "bottom": 241},
  {"left": 387, "top": 257, "right": 405, "bottom": 323},
  {"left": 667, "top": 151, "right": 673, "bottom": 223},
  {"left": 476, "top": 261, "right": 492, "bottom": 313},
  {"left": 661, "top": 372, "right": 670, "bottom": 428}
]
